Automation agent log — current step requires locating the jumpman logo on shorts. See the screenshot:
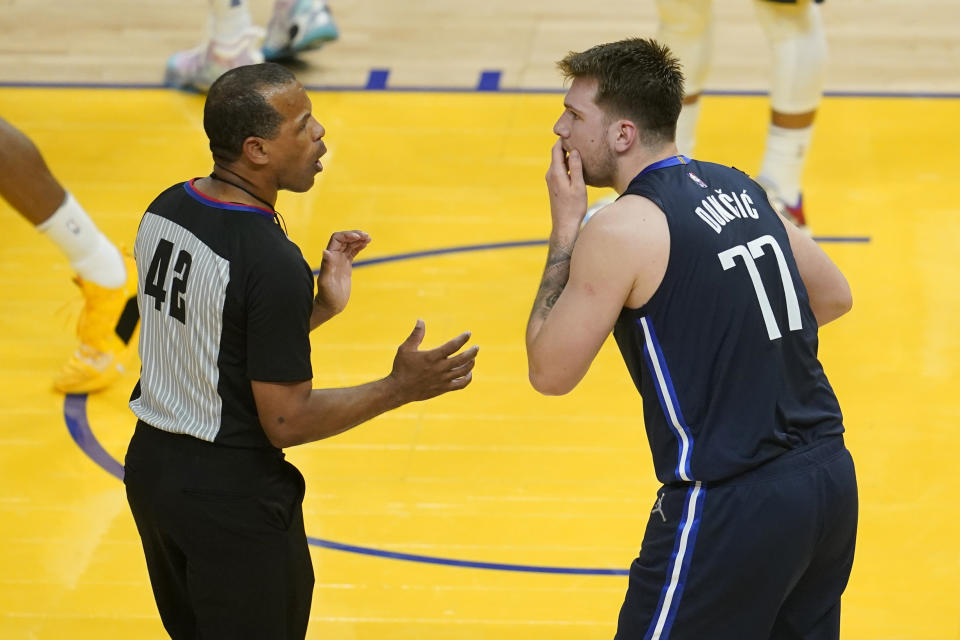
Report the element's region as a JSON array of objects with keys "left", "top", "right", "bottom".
[{"left": 651, "top": 493, "right": 667, "bottom": 522}]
